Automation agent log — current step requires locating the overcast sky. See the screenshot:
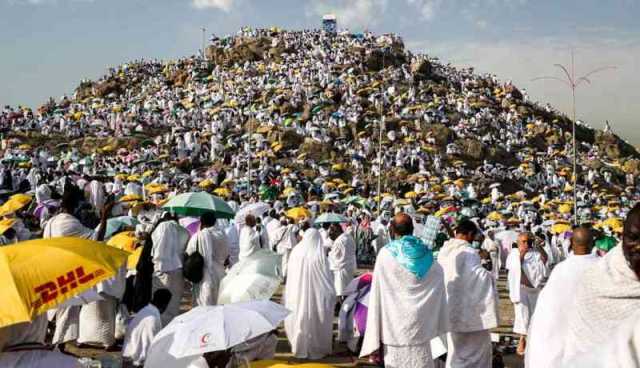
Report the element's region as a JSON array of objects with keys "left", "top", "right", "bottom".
[{"left": 1, "top": 0, "right": 639, "bottom": 143}]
